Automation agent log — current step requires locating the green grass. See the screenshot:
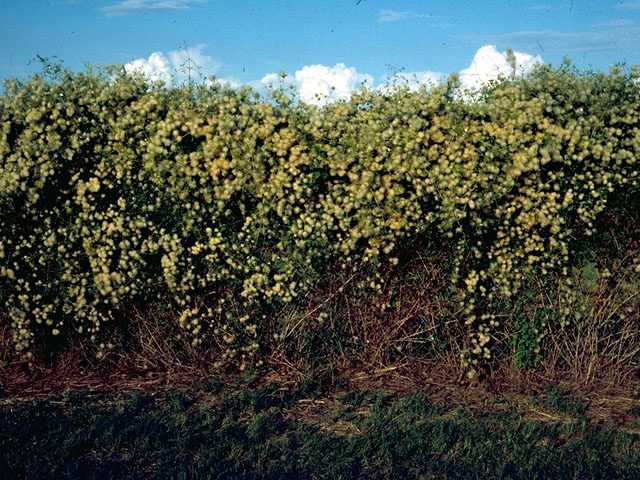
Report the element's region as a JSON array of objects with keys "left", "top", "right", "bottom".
[
  {"left": 538, "top": 384, "right": 590, "bottom": 418},
  {"left": 1, "top": 383, "right": 639, "bottom": 479}
]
